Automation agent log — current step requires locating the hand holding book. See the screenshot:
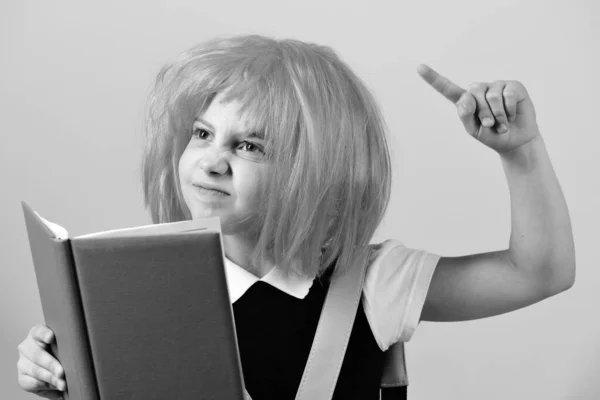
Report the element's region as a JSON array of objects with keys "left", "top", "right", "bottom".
[
  {"left": 17, "top": 324, "right": 66, "bottom": 398},
  {"left": 20, "top": 202, "right": 246, "bottom": 400}
]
